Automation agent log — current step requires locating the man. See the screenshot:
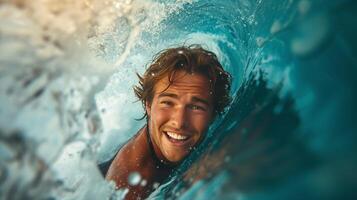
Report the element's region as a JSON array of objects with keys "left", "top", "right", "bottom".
[{"left": 99, "top": 45, "right": 232, "bottom": 199}]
